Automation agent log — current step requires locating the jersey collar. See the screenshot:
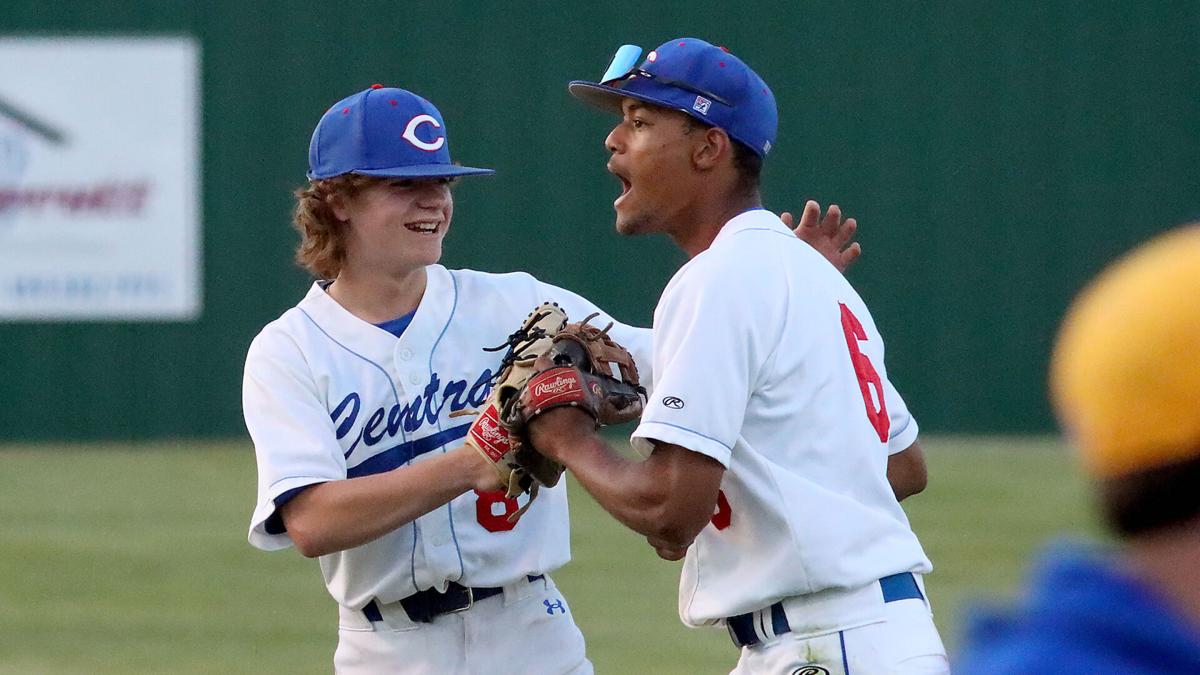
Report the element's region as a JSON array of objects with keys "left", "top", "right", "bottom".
[
  {"left": 298, "top": 265, "right": 455, "bottom": 362},
  {"left": 711, "top": 208, "right": 786, "bottom": 247}
]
